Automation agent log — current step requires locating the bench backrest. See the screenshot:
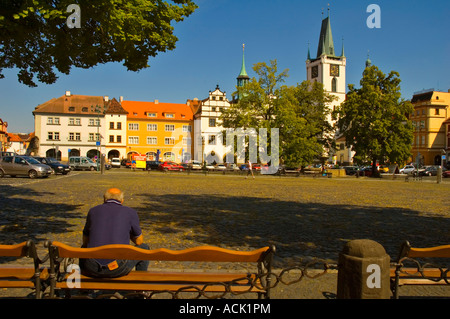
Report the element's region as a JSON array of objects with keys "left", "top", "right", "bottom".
[
  {"left": 398, "top": 241, "right": 450, "bottom": 260},
  {"left": 47, "top": 241, "right": 274, "bottom": 263},
  {"left": 0, "top": 241, "right": 31, "bottom": 258}
]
